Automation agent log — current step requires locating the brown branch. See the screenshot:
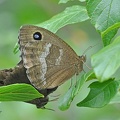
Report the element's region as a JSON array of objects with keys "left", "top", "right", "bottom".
[{"left": 0, "top": 61, "right": 58, "bottom": 108}]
